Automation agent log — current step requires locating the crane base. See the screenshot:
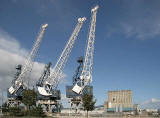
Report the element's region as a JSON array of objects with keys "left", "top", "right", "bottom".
[
  {"left": 7, "top": 98, "right": 21, "bottom": 107},
  {"left": 68, "top": 97, "right": 82, "bottom": 115},
  {"left": 37, "top": 99, "right": 61, "bottom": 113}
]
